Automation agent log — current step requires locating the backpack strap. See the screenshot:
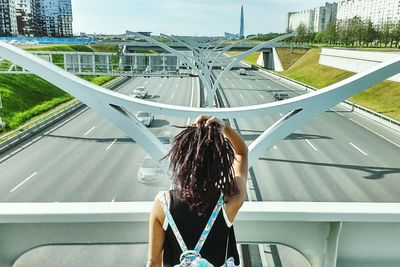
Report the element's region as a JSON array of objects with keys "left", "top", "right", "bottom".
[
  {"left": 157, "top": 191, "right": 188, "bottom": 252},
  {"left": 194, "top": 193, "right": 224, "bottom": 253},
  {"left": 158, "top": 191, "right": 224, "bottom": 254}
]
